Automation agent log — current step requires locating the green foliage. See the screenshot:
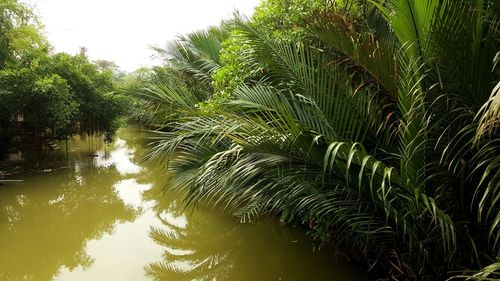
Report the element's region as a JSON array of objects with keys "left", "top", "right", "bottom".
[
  {"left": 0, "top": 0, "right": 37, "bottom": 68},
  {"left": 448, "top": 262, "right": 500, "bottom": 280},
  {"left": 252, "top": 0, "right": 371, "bottom": 39},
  {"left": 0, "top": 0, "right": 123, "bottom": 144},
  {"left": 252, "top": 0, "right": 326, "bottom": 39},
  {"left": 211, "top": 30, "right": 259, "bottom": 95},
  {"left": 47, "top": 53, "right": 122, "bottom": 139},
  {"left": 127, "top": 0, "right": 500, "bottom": 279},
  {"left": 120, "top": 67, "right": 207, "bottom": 128},
  {"left": 33, "top": 74, "right": 78, "bottom": 138}
]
